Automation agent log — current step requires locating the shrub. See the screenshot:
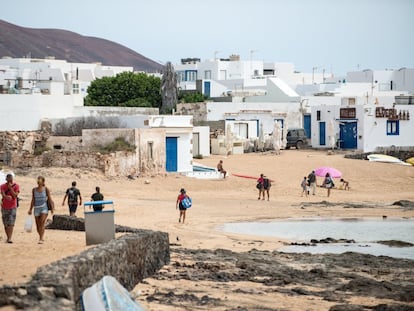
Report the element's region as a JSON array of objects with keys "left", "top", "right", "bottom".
[{"left": 95, "top": 137, "right": 135, "bottom": 154}]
